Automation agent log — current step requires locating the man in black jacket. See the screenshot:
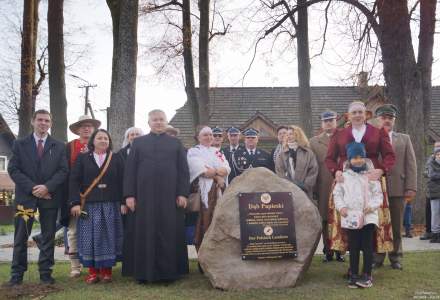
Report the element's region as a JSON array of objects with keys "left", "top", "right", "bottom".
[{"left": 6, "top": 110, "right": 68, "bottom": 286}]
